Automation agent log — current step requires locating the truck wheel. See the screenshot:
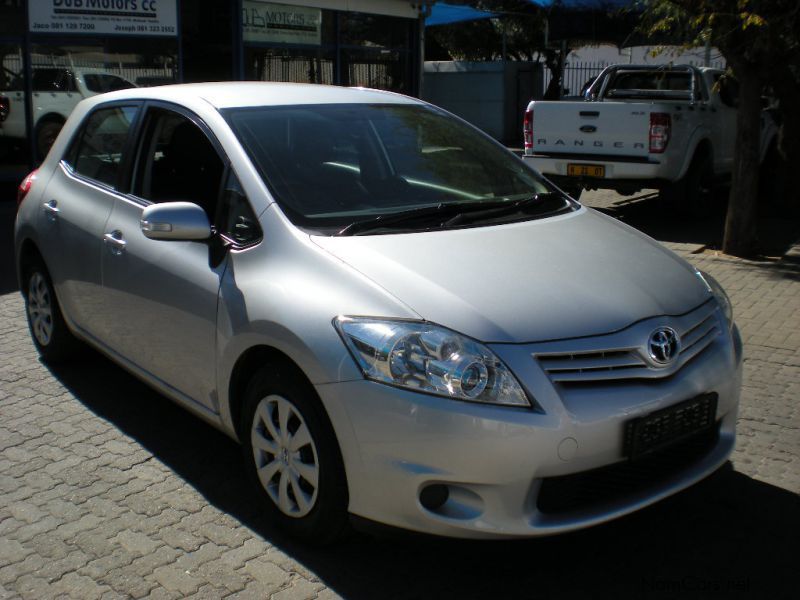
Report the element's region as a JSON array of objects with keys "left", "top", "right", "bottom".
[
  {"left": 240, "top": 363, "right": 349, "bottom": 544},
  {"left": 22, "top": 256, "right": 82, "bottom": 363},
  {"left": 662, "top": 154, "right": 715, "bottom": 218},
  {"left": 683, "top": 154, "right": 716, "bottom": 218},
  {"left": 36, "top": 120, "right": 63, "bottom": 161}
]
